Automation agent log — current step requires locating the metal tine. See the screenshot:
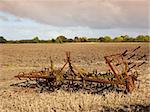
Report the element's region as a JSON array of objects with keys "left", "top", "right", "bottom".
[
  {"left": 125, "top": 46, "right": 141, "bottom": 58},
  {"left": 127, "top": 64, "right": 136, "bottom": 72},
  {"left": 122, "top": 50, "right": 128, "bottom": 56},
  {"left": 127, "top": 54, "right": 136, "bottom": 60},
  {"left": 128, "top": 61, "right": 133, "bottom": 65},
  {"left": 138, "top": 55, "right": 146, "bottom": 60},
  {"left": 127, "top": 54, "right": 146, "bottom": 66},
  {"left": 13, "top": 48, "right": 144, "bottom": 93},
  {"left": 115, "top": 63, "right": 120, "bottom": 66},
  {"left": 137, "top": 62, "right": 146, "bottom": 67},
  {"left": 127, "top": 61, "right": 146, "bottom": 72},
  {"left": 132, "top": 46, "right": 141, "bottom": 52},
  {"left": 10, "top": 80, "right": 29, "bottom": 86}
]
